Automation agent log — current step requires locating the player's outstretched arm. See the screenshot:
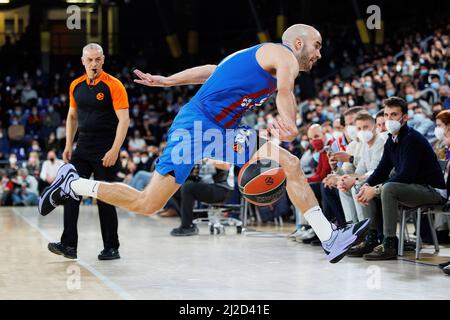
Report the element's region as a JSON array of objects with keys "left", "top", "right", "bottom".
[{"left": 133, "top": 65, "right": 217, "bottom": 87}]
